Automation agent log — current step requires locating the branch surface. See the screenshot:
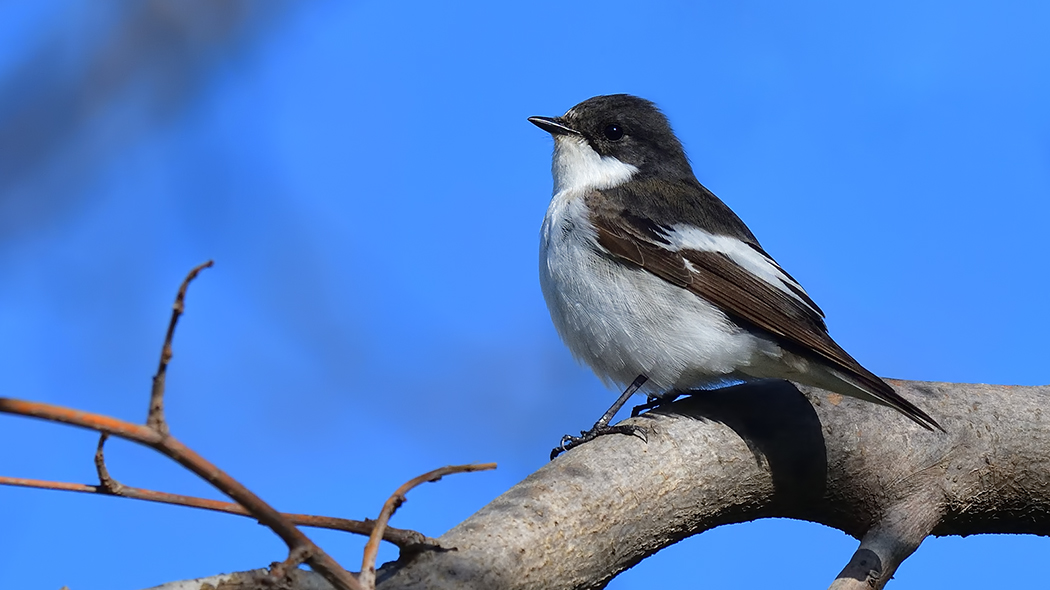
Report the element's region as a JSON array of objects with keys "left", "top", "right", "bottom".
[
  {"left": 119, "top": 380, "right": 1050, "bottom": 590},
  {"left": 374, "top": 380, "right": 1050, "bottom": 590}
]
